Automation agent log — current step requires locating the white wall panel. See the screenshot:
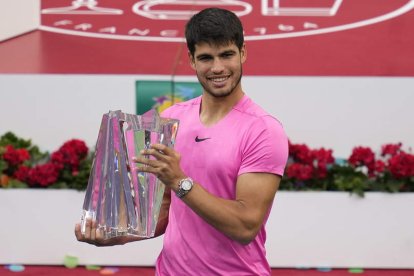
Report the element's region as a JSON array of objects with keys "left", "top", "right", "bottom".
[
  {"left": 0, "top": 0, "right": 40, "bottom": 42},
  {"left": 0, "top": 75, "right": 413, "bottom": 158},
  {"left": 1, "top": 190, "right": 413, "bottom": 268}
]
